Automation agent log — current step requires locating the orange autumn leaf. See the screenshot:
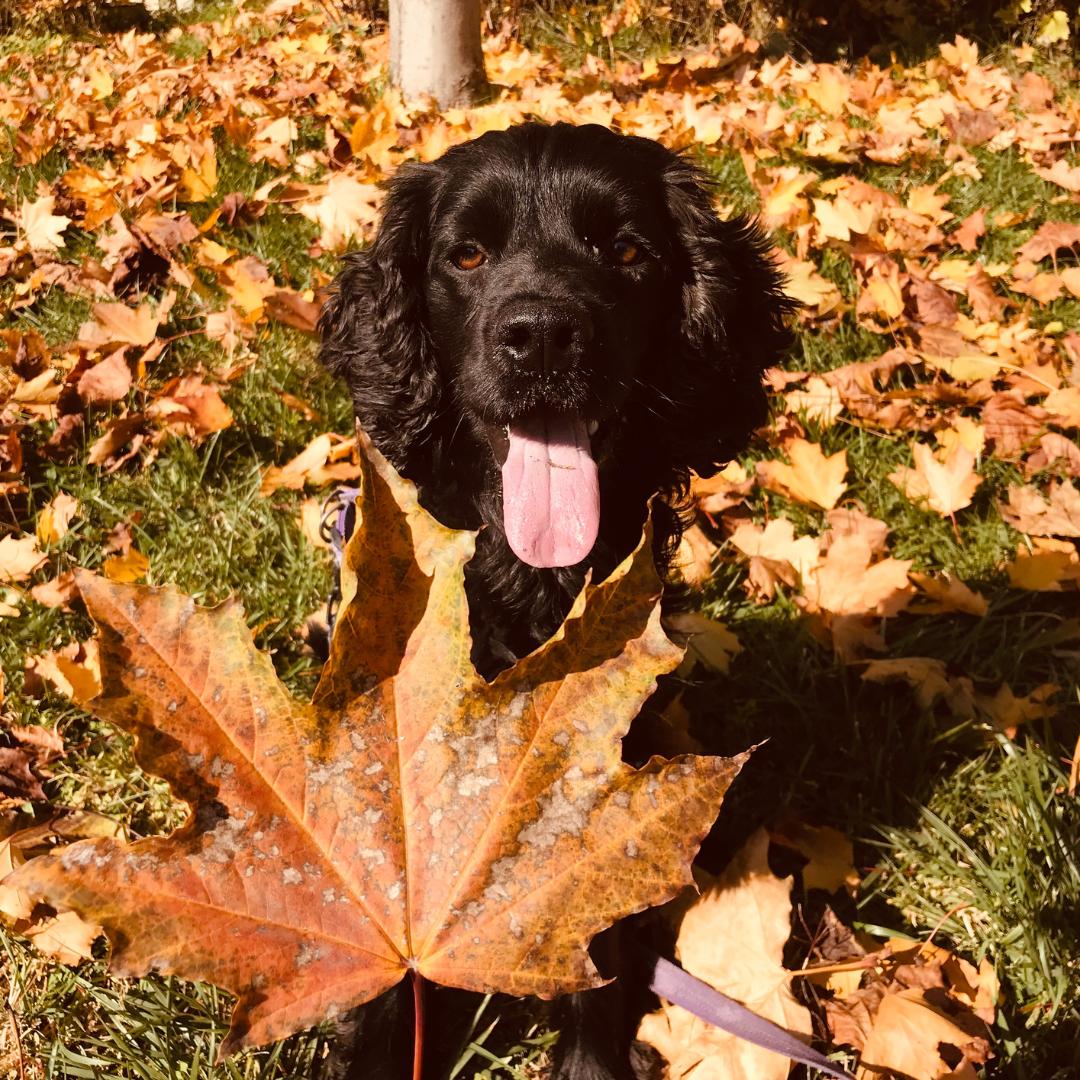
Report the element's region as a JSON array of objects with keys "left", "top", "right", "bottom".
[
  {"left": 802, "top": 535, "right": 913, "bottom": 618},
  {"left": 757, "top": 439, "right": 849, "bottom": 510},
  {"left": 888, "top": 443, "right": 982, "bottom": 516},
  {"left": 8, "top": 439, "right": 744, "bottom": 1056},
  {"left": 1000, "top": 481, "right": 1080, "bottom": 538}
]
